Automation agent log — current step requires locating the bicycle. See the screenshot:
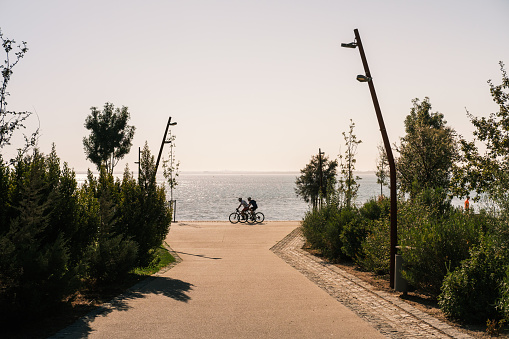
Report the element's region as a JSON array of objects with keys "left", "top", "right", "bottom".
[
  {"left": 229, "top": 209, "right": 243, "bottom": 223},
  {"left": 229, "top": 209, "right": 265, "bottom": 224},
  {"left": 246, "top": 210, "right": 265, "bottom": 223}
]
